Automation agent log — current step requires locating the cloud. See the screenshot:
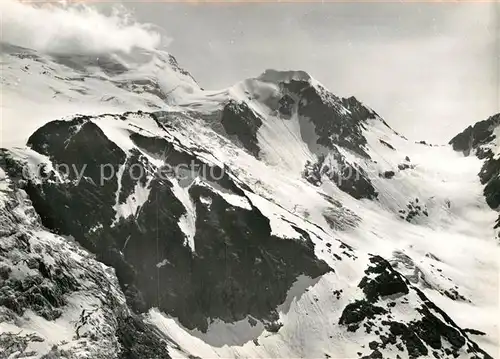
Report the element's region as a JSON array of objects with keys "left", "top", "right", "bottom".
[{"left": 0, "top": 0, "right": 163, "bottom": 55}]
